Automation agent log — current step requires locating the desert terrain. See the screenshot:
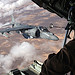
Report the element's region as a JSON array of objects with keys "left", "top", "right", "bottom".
[{"left": 0, "top": 0, "right": 73, "bottom": 74}]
